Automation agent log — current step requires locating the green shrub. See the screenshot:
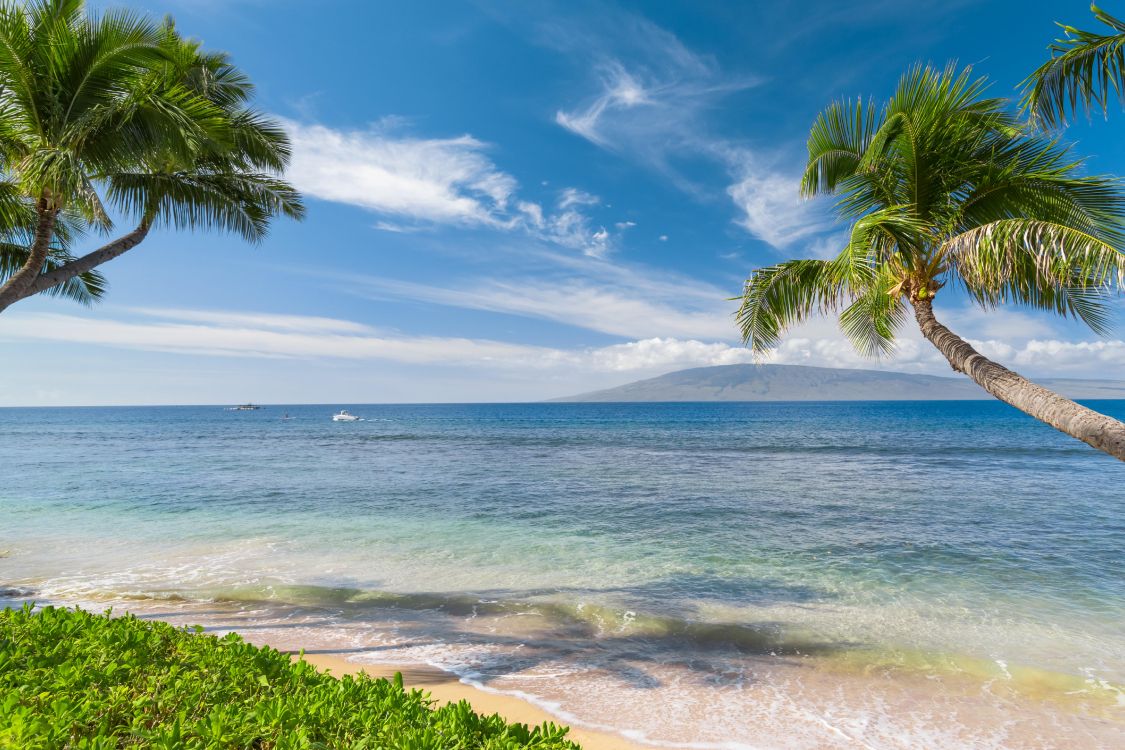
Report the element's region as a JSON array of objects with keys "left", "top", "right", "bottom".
[{"left": 0, "top": 605, "right": 579, "bottom": 749}]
